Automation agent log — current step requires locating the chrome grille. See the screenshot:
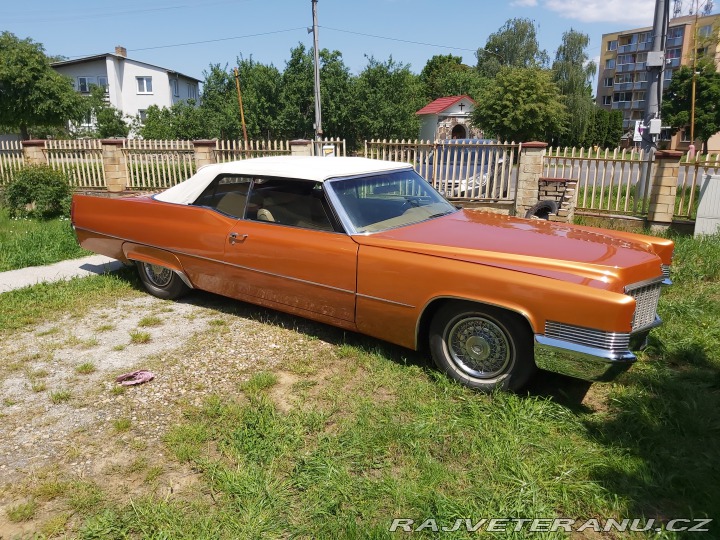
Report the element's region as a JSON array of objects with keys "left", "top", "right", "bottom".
[
  {"left": 625, "top": 280, "right": 662, "bottom": 331},
  {"left": 662, "top": 264, "right": 671, "bottom": 280},
  {"left": 545, "top": 321, "right": 630, "bottom": 351}
]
